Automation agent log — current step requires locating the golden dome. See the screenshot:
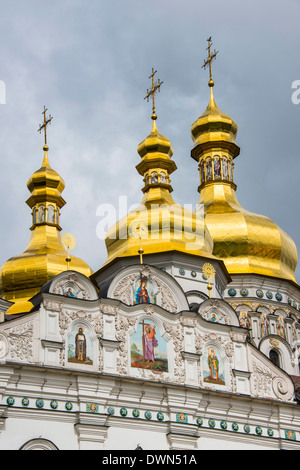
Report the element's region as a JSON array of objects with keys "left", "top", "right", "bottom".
[
  {"left": 0, "top": 144, "right": 93, "bottom": 315},
  {"left": 191, "top": 86, "right": 298, "bottom": 283},
  {"left": 104, "top": 116, "right": 215, "bottom": 265},
  {"left": 191, "top": 87, "right": 239, "bottom": 153}
]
